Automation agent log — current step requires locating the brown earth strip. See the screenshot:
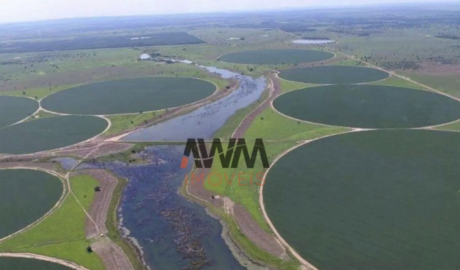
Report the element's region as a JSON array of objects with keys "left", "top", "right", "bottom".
[
  {"left": 91, "top": 238, "right": 134, "bottom": 270},
  {"left": 71, "top": 169, "right": 118, "bottom": 238},
  {"left": 186, "top": 73, "right": 287, "bottom": 258}
]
